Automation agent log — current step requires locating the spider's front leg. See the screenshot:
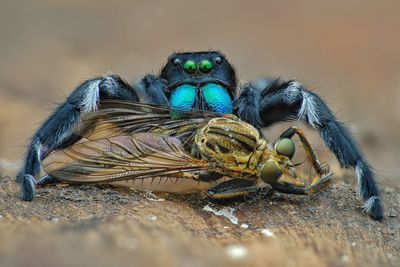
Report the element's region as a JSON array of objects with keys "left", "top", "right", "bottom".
[
  {"left": 16, "top": 74, "right": 168, "bottom": 201},
  {"left": 234, "top": 79, "right": 383, "bottom": 220}
]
